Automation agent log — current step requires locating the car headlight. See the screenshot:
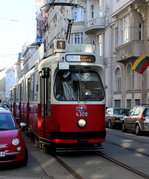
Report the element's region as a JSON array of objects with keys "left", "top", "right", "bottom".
[{"left": 12, "top": 138, "right": 20, "bottom": 146}]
